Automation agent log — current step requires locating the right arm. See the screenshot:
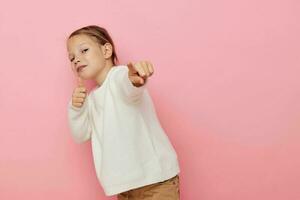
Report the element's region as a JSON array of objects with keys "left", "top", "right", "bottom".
[{"left": 67, "top": 95, "right": 92, "bottom": 144}]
